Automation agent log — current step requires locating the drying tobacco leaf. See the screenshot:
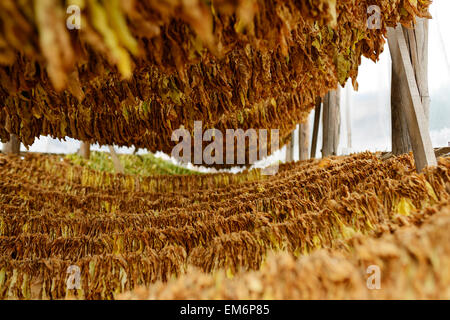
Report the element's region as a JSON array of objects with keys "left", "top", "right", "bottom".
[
  {"left": 0, "top": 0, "right": 431, "bottom": 167},
  {"left": 0, "top": 153, "right": 448, "bottom": 299}
]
